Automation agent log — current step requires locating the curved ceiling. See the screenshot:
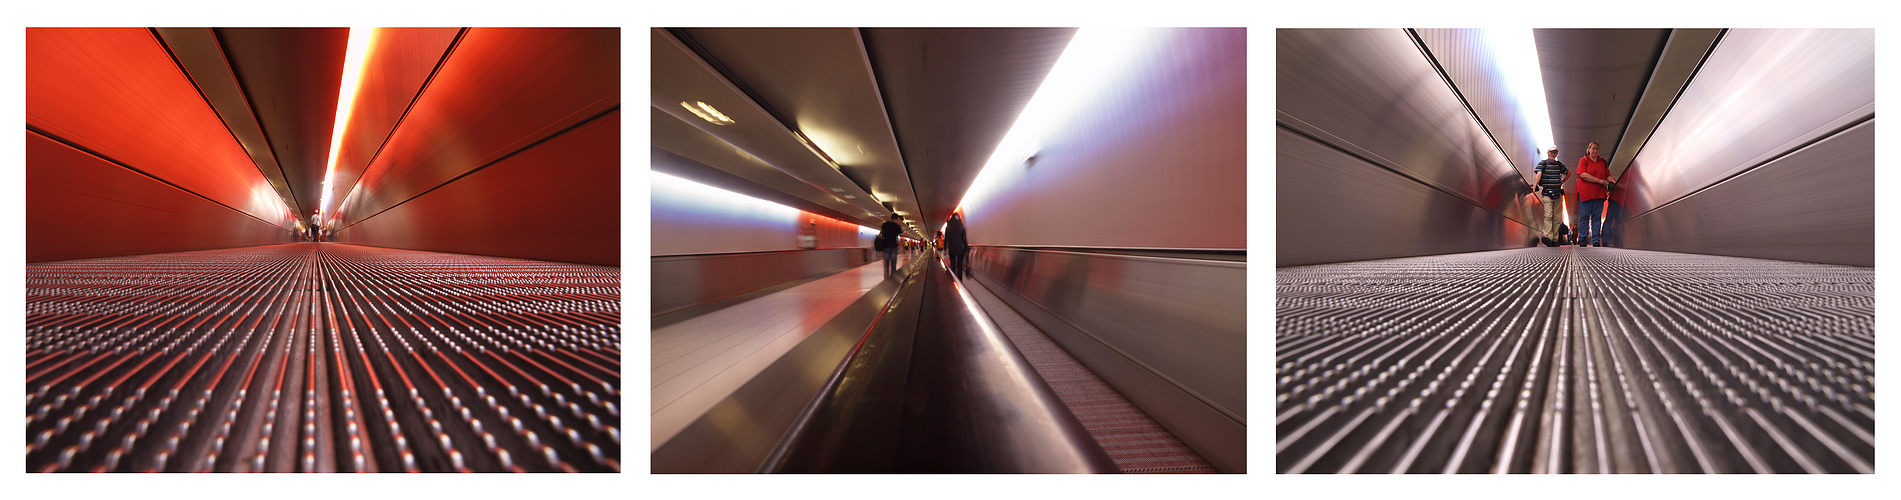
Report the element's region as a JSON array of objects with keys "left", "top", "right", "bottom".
[{"left": 650, "top": 27, "right": 1075, "bottom": 238}]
